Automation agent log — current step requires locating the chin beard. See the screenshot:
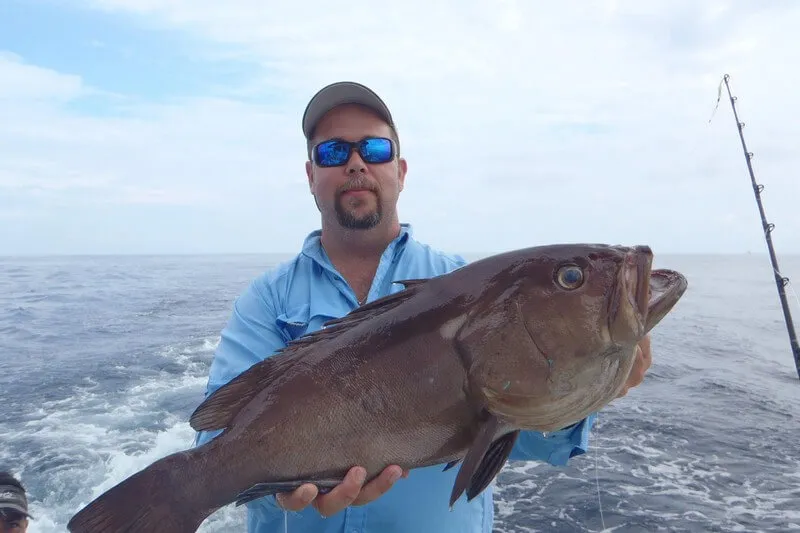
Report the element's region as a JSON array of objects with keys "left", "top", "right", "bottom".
[
  {"left": 331, "top": 180, "right": 384, "bottom": 229},
  {"left": 335, "top": 203, "right": 382, "bottom": 229}
]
